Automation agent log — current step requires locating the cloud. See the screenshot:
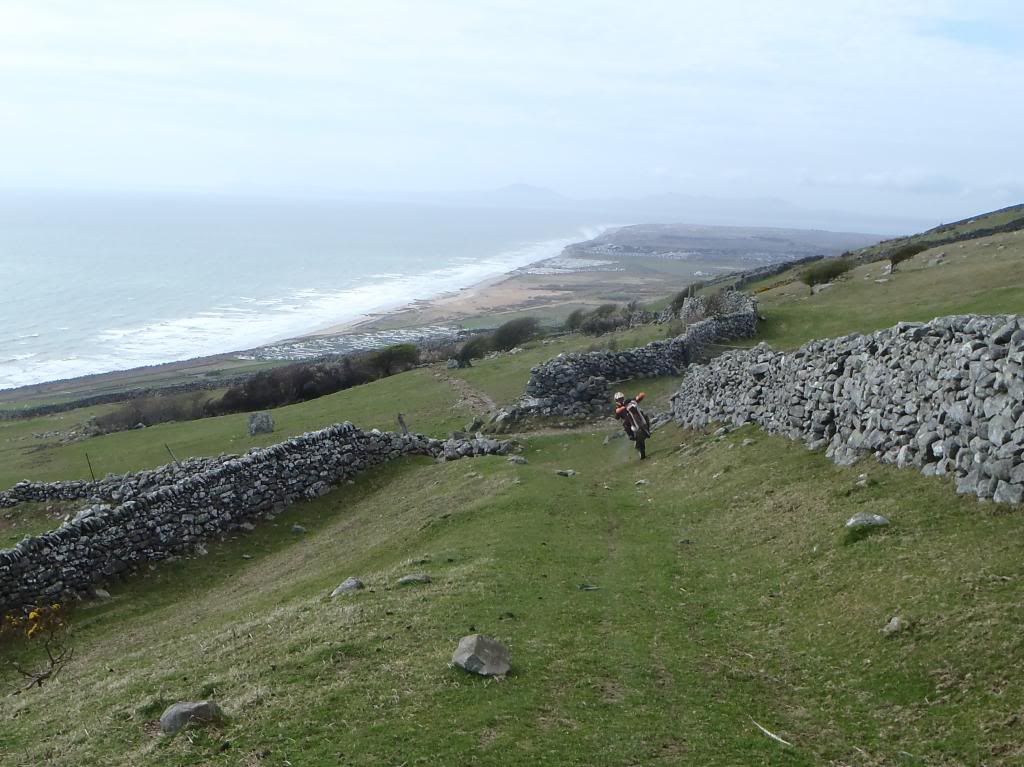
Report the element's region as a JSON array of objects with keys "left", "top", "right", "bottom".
[{"left": 0, "top": 0, "right": 1020, "bottom": 221}]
